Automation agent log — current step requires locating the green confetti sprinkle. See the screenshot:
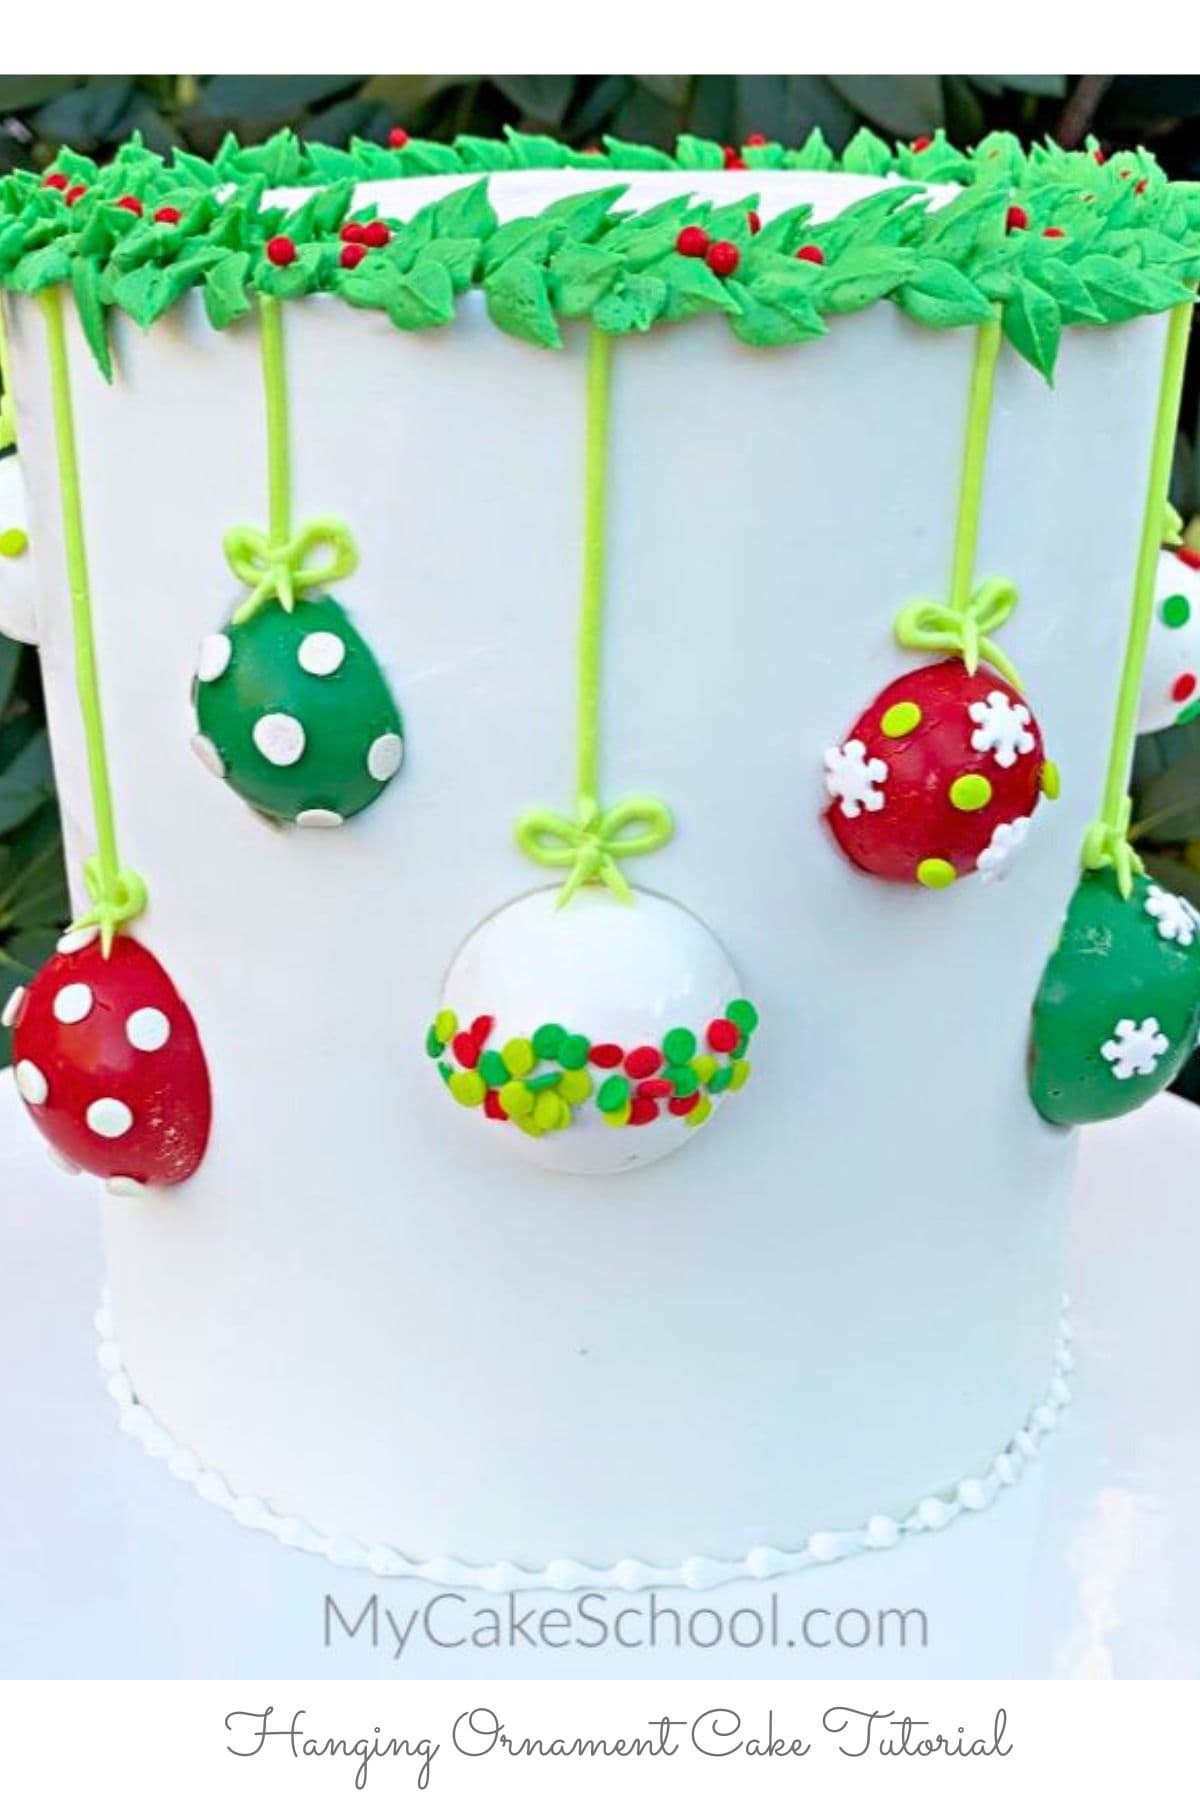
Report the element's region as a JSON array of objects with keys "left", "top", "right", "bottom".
[
  {"left": 726, "top": 998, "right": 759, "bottom": 1034},
  {"left": 663, "top": 1026, "right": 697, "bottom": 1064},
  {"left": 558, "top": 1032, "right": 590, "bottom": 1070},
  {"left": 532, "top": 1022, "right": 565, "bottom": 1059},
  {"left": 478, "top": 1050, "right": 509, "bottom": 1088},
  {"left": 597, "top": 1074, "right": 631, "bottom": 1114}
]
